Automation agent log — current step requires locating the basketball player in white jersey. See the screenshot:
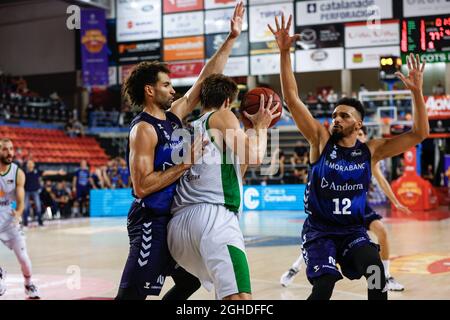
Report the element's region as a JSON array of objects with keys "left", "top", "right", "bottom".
[
  {"left": 280, "top": 127, "right": 411, "bottom": 291},
  {"left": 168, "top": 74, "right": 280, "bottom": 300},
  {"left": 0, "top": 138, "right": 40, "bottom": 299}
]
